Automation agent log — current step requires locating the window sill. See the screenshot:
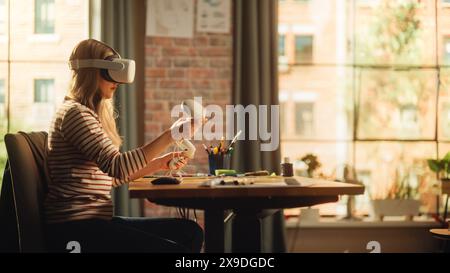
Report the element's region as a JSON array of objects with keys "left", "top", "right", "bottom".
[
  {"left": 27, "top": 34, "right": 60, "bottom": 43},
  {"left": 285, "top": 215, "right": 440, "bottom": 229}
]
